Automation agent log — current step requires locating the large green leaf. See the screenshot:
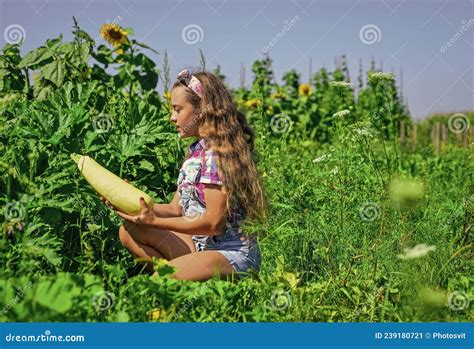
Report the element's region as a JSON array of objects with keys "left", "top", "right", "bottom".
[
  {"left": 134, "top": 70, "right": 158, "bottom": 91},
  {"left": 35, "top": 85, "right": 53, "bottom": 100},
  {"left": 41, "top": 60, "right": 65, "bottom": 87},
  {"left": 33, "top": 273, "right": 82, "bottom": 314},
  {"left": 139, "top": 159, "right": 155, "bottom": 172},
  {"left": 75, "top": 29, "right": 94, "bottom": 44},
  {"left": 75, "top": 44, "right": 91, "bottom": 65},
  {"left": 18, "top": 46, "right": 53, "bottom": 68},
  {"left": 44, "top": 35, "right": 63, "bottom": 49},
  {"left": 133, "top": 41, "right": 159, "bottom": 55},
  {"left": 133, "top": 53, "right": 156, "bottom": 70},
  {"left": 93, "top": 44, "right": 113, "bottom": 65},
  {"left": 57, "top": 42, "right": 75, "bottom": 55},
  {"left": 84, "top": 131, "right": 101, "bottom": 152}
]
